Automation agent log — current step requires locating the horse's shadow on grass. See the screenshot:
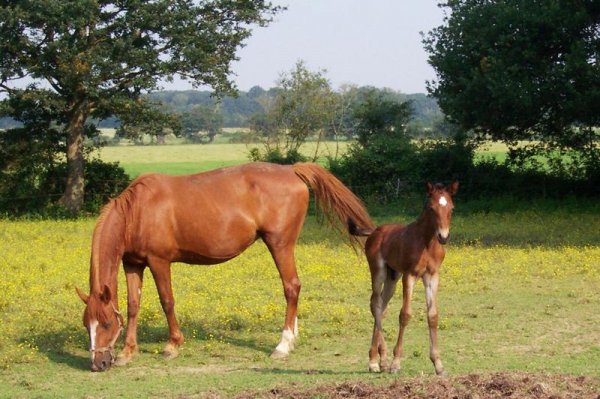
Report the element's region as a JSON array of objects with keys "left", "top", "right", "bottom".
[{"left": 25, "top": 323, "right": 276, "bottom": 371}]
